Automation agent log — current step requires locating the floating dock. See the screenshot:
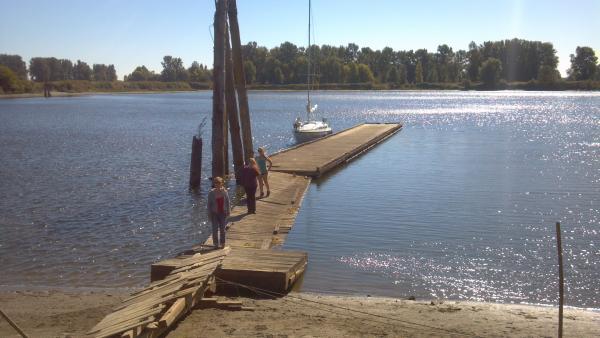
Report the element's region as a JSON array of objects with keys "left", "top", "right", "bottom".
[
  {"left": 90, "top": 122, "right": 402, "bottom": 337},
  {"left": 271, "top": 123, "right": 401, "bottom": 177}
]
